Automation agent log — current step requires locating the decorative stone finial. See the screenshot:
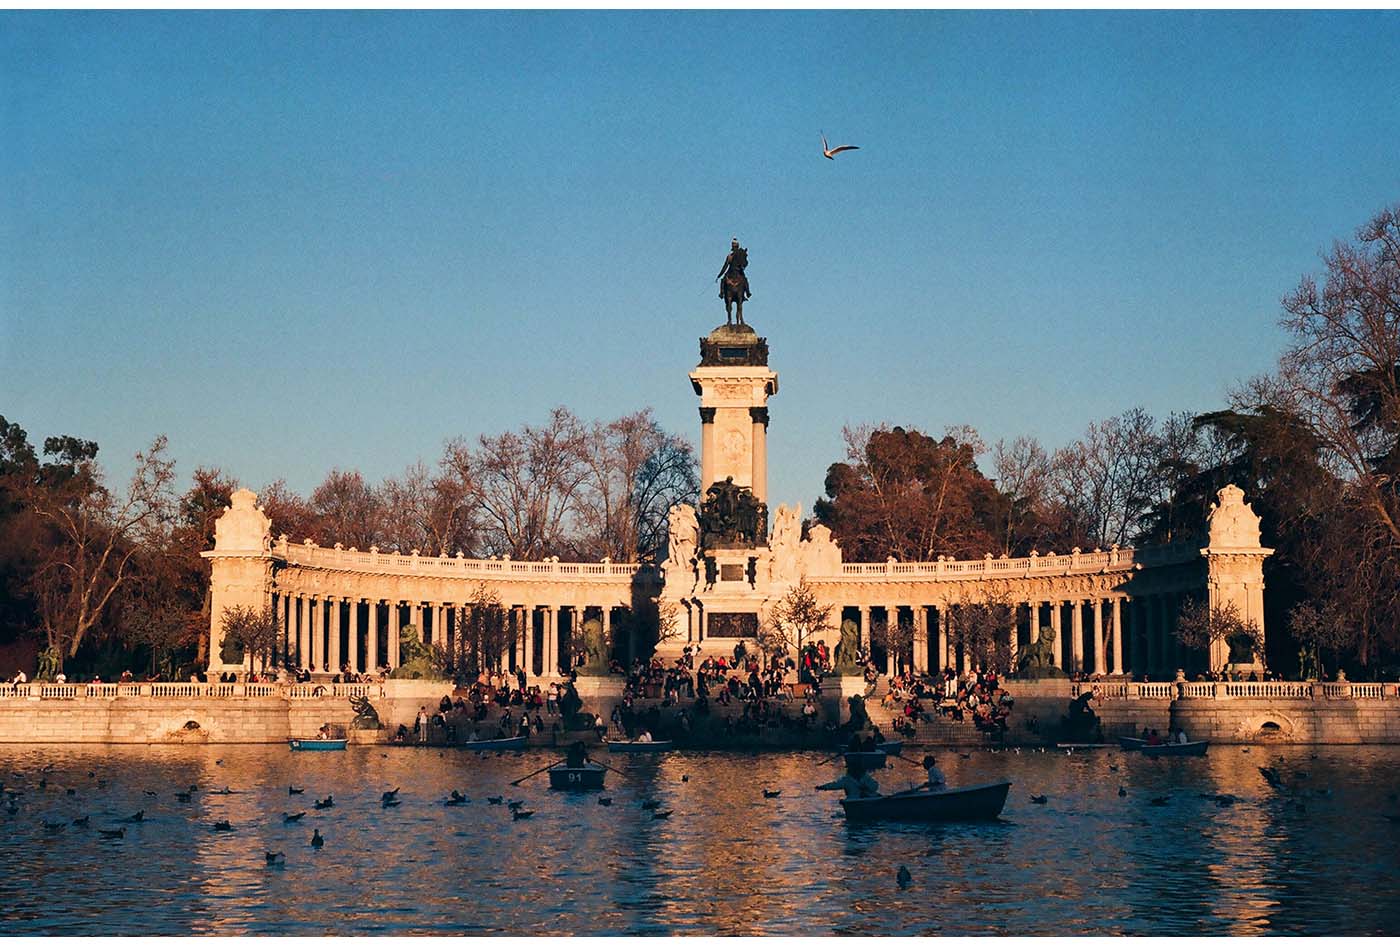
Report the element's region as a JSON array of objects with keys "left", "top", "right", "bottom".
[{"left": 1206, "top": 484, "right": 1263, "bottom": 548}]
